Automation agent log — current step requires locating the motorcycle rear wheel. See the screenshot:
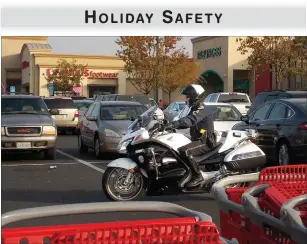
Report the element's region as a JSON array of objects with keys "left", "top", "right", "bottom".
[{"left": 102, "top": 167, "right": 147, "bottom": 201}]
